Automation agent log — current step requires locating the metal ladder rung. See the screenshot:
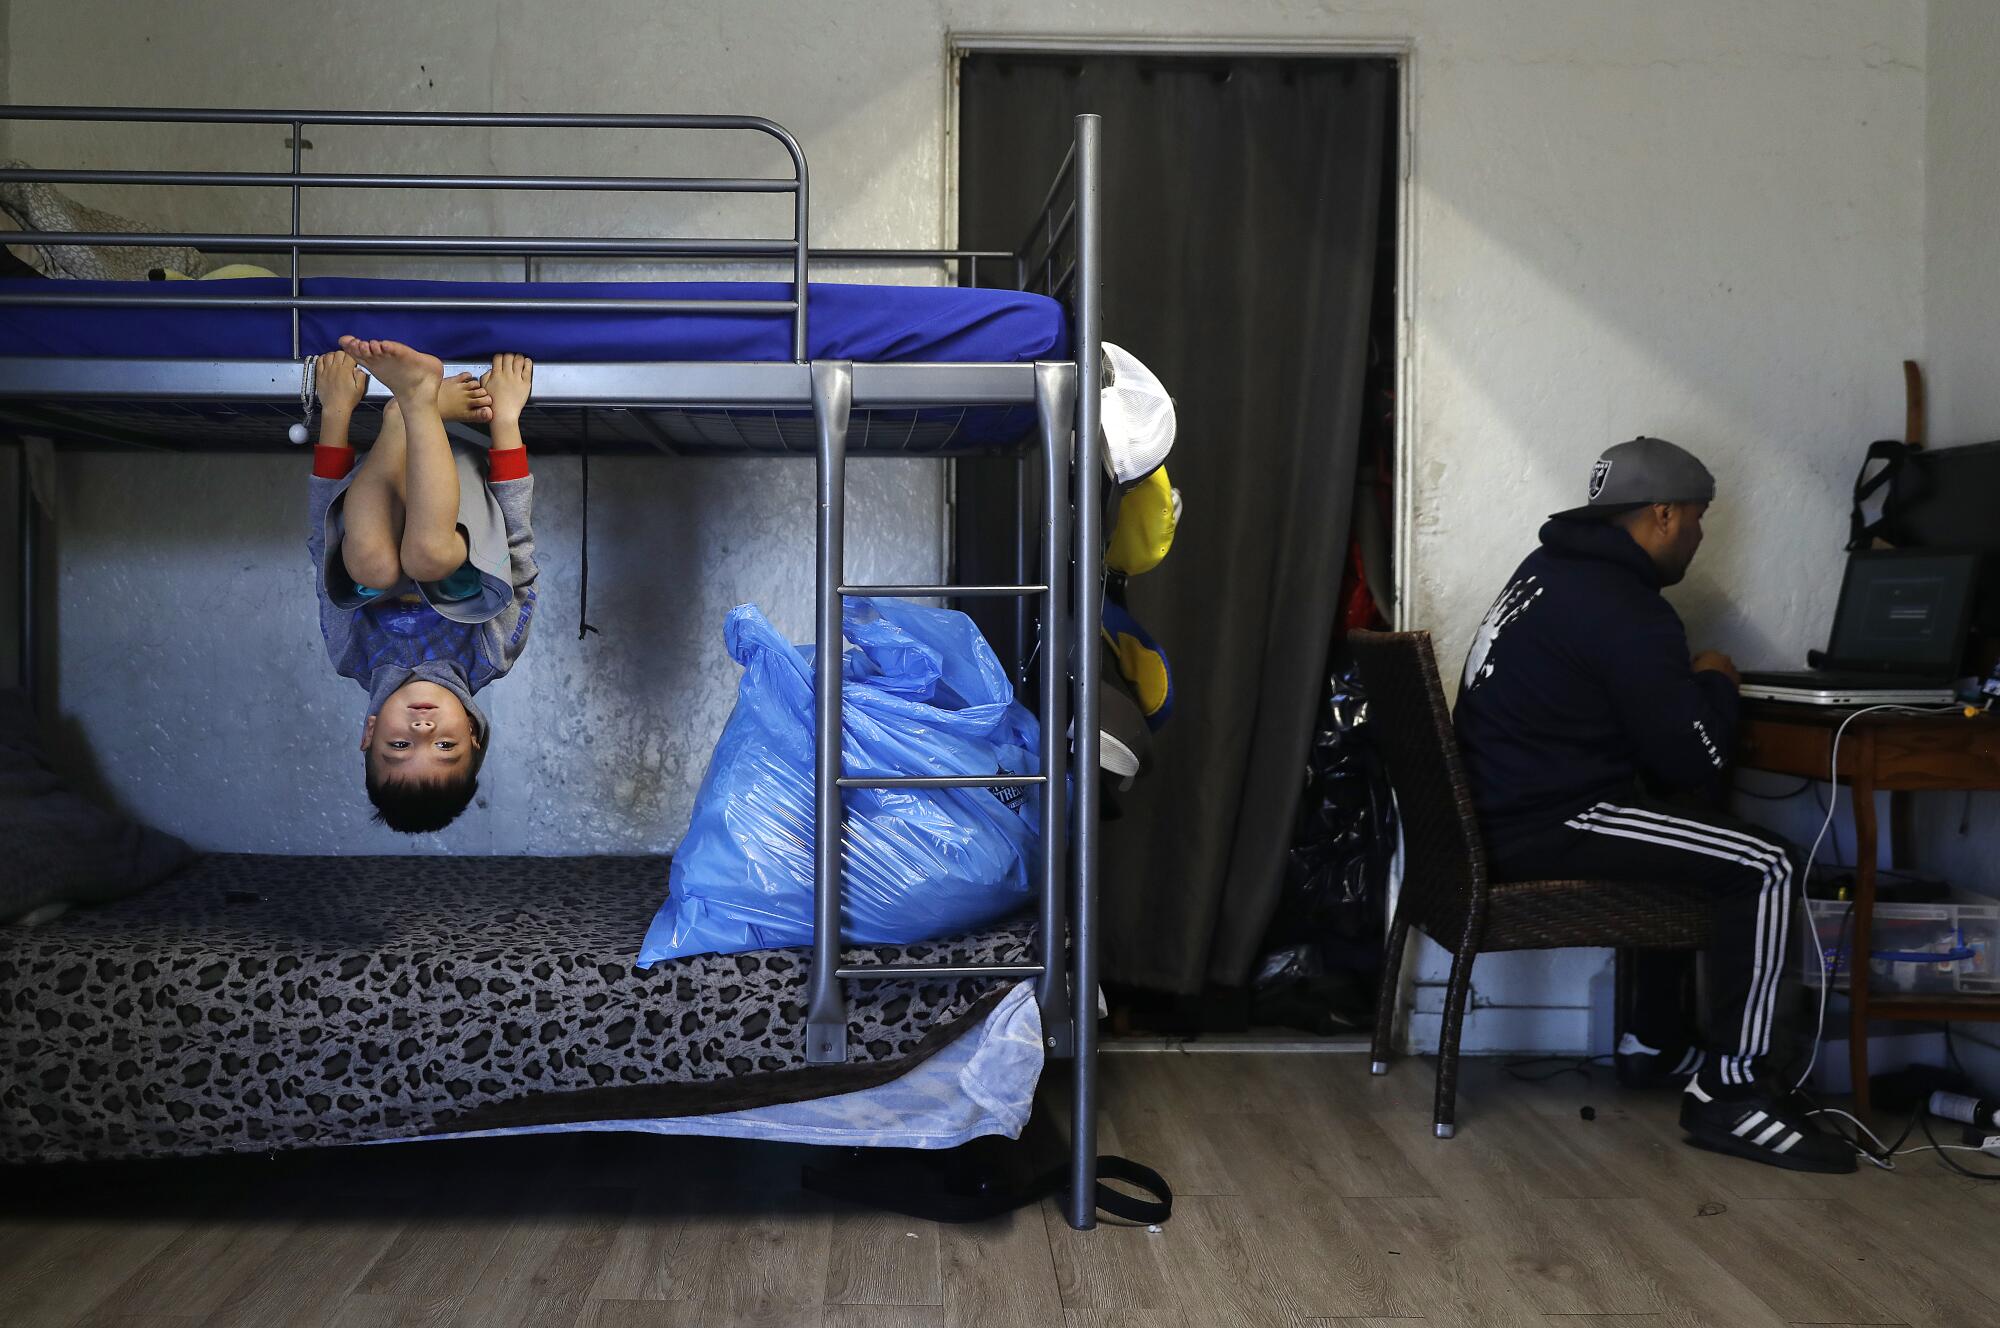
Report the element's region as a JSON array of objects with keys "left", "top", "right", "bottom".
[
  {"left": 835, "top": 962, "right": 1046, "bottom": 980},
  {"left": 838, "top": 774, "right": 1047, "bottom": 790},
  {"left": 838, "top": 583, "right": 1047, "bottom": 598}
]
